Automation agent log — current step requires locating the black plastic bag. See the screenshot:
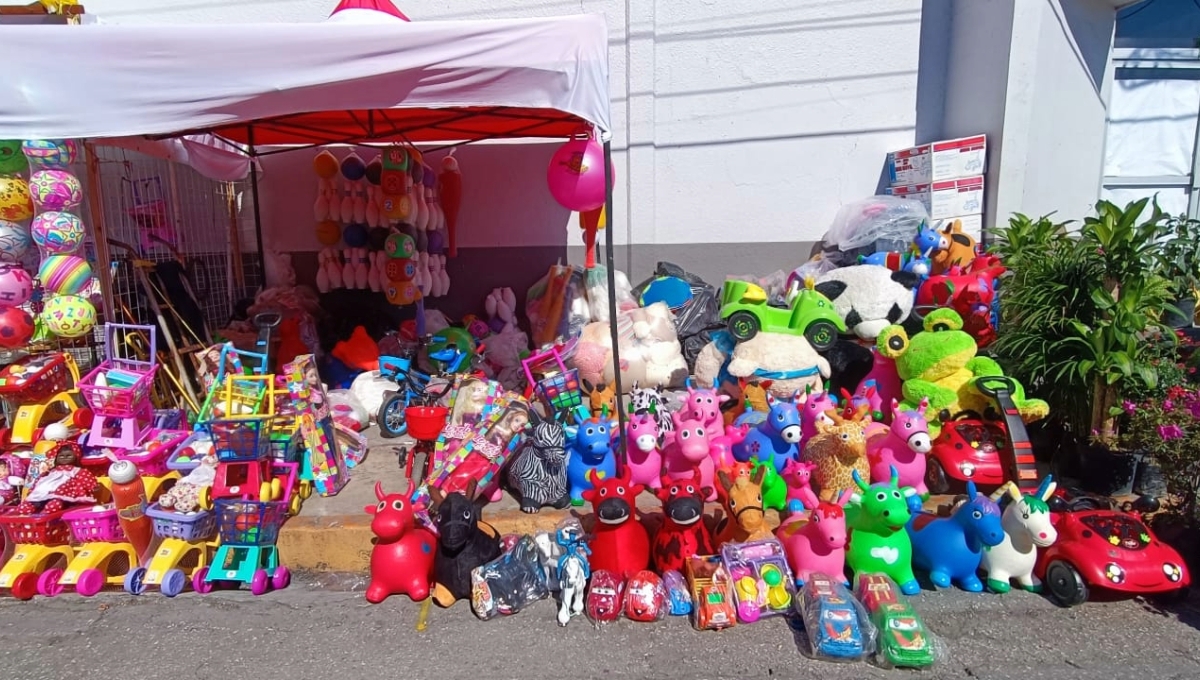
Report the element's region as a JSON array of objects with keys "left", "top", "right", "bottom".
[{"left": 633, "top": 262, "right": 722, "bottom": 371}]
